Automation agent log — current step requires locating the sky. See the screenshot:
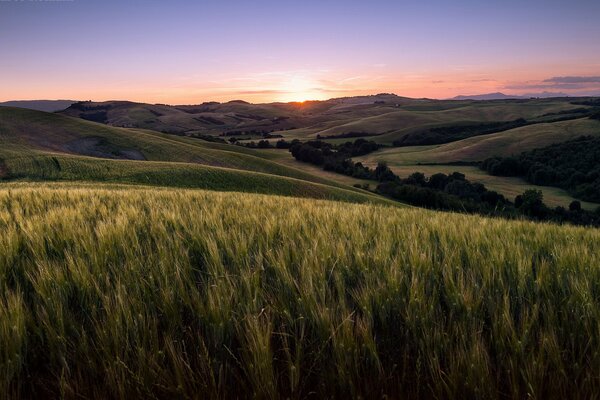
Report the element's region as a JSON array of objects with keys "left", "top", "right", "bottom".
[{"left": 1, "top": 0, "right": 600, "bottom": 104}]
